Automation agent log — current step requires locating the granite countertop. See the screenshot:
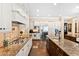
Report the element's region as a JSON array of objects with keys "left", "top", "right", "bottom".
[
  {"left": 0, "top": 37, "right": 31, "bottom": 56},
  {"left": 48, "top": 36, "right": 79, "bottom": 56}
]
